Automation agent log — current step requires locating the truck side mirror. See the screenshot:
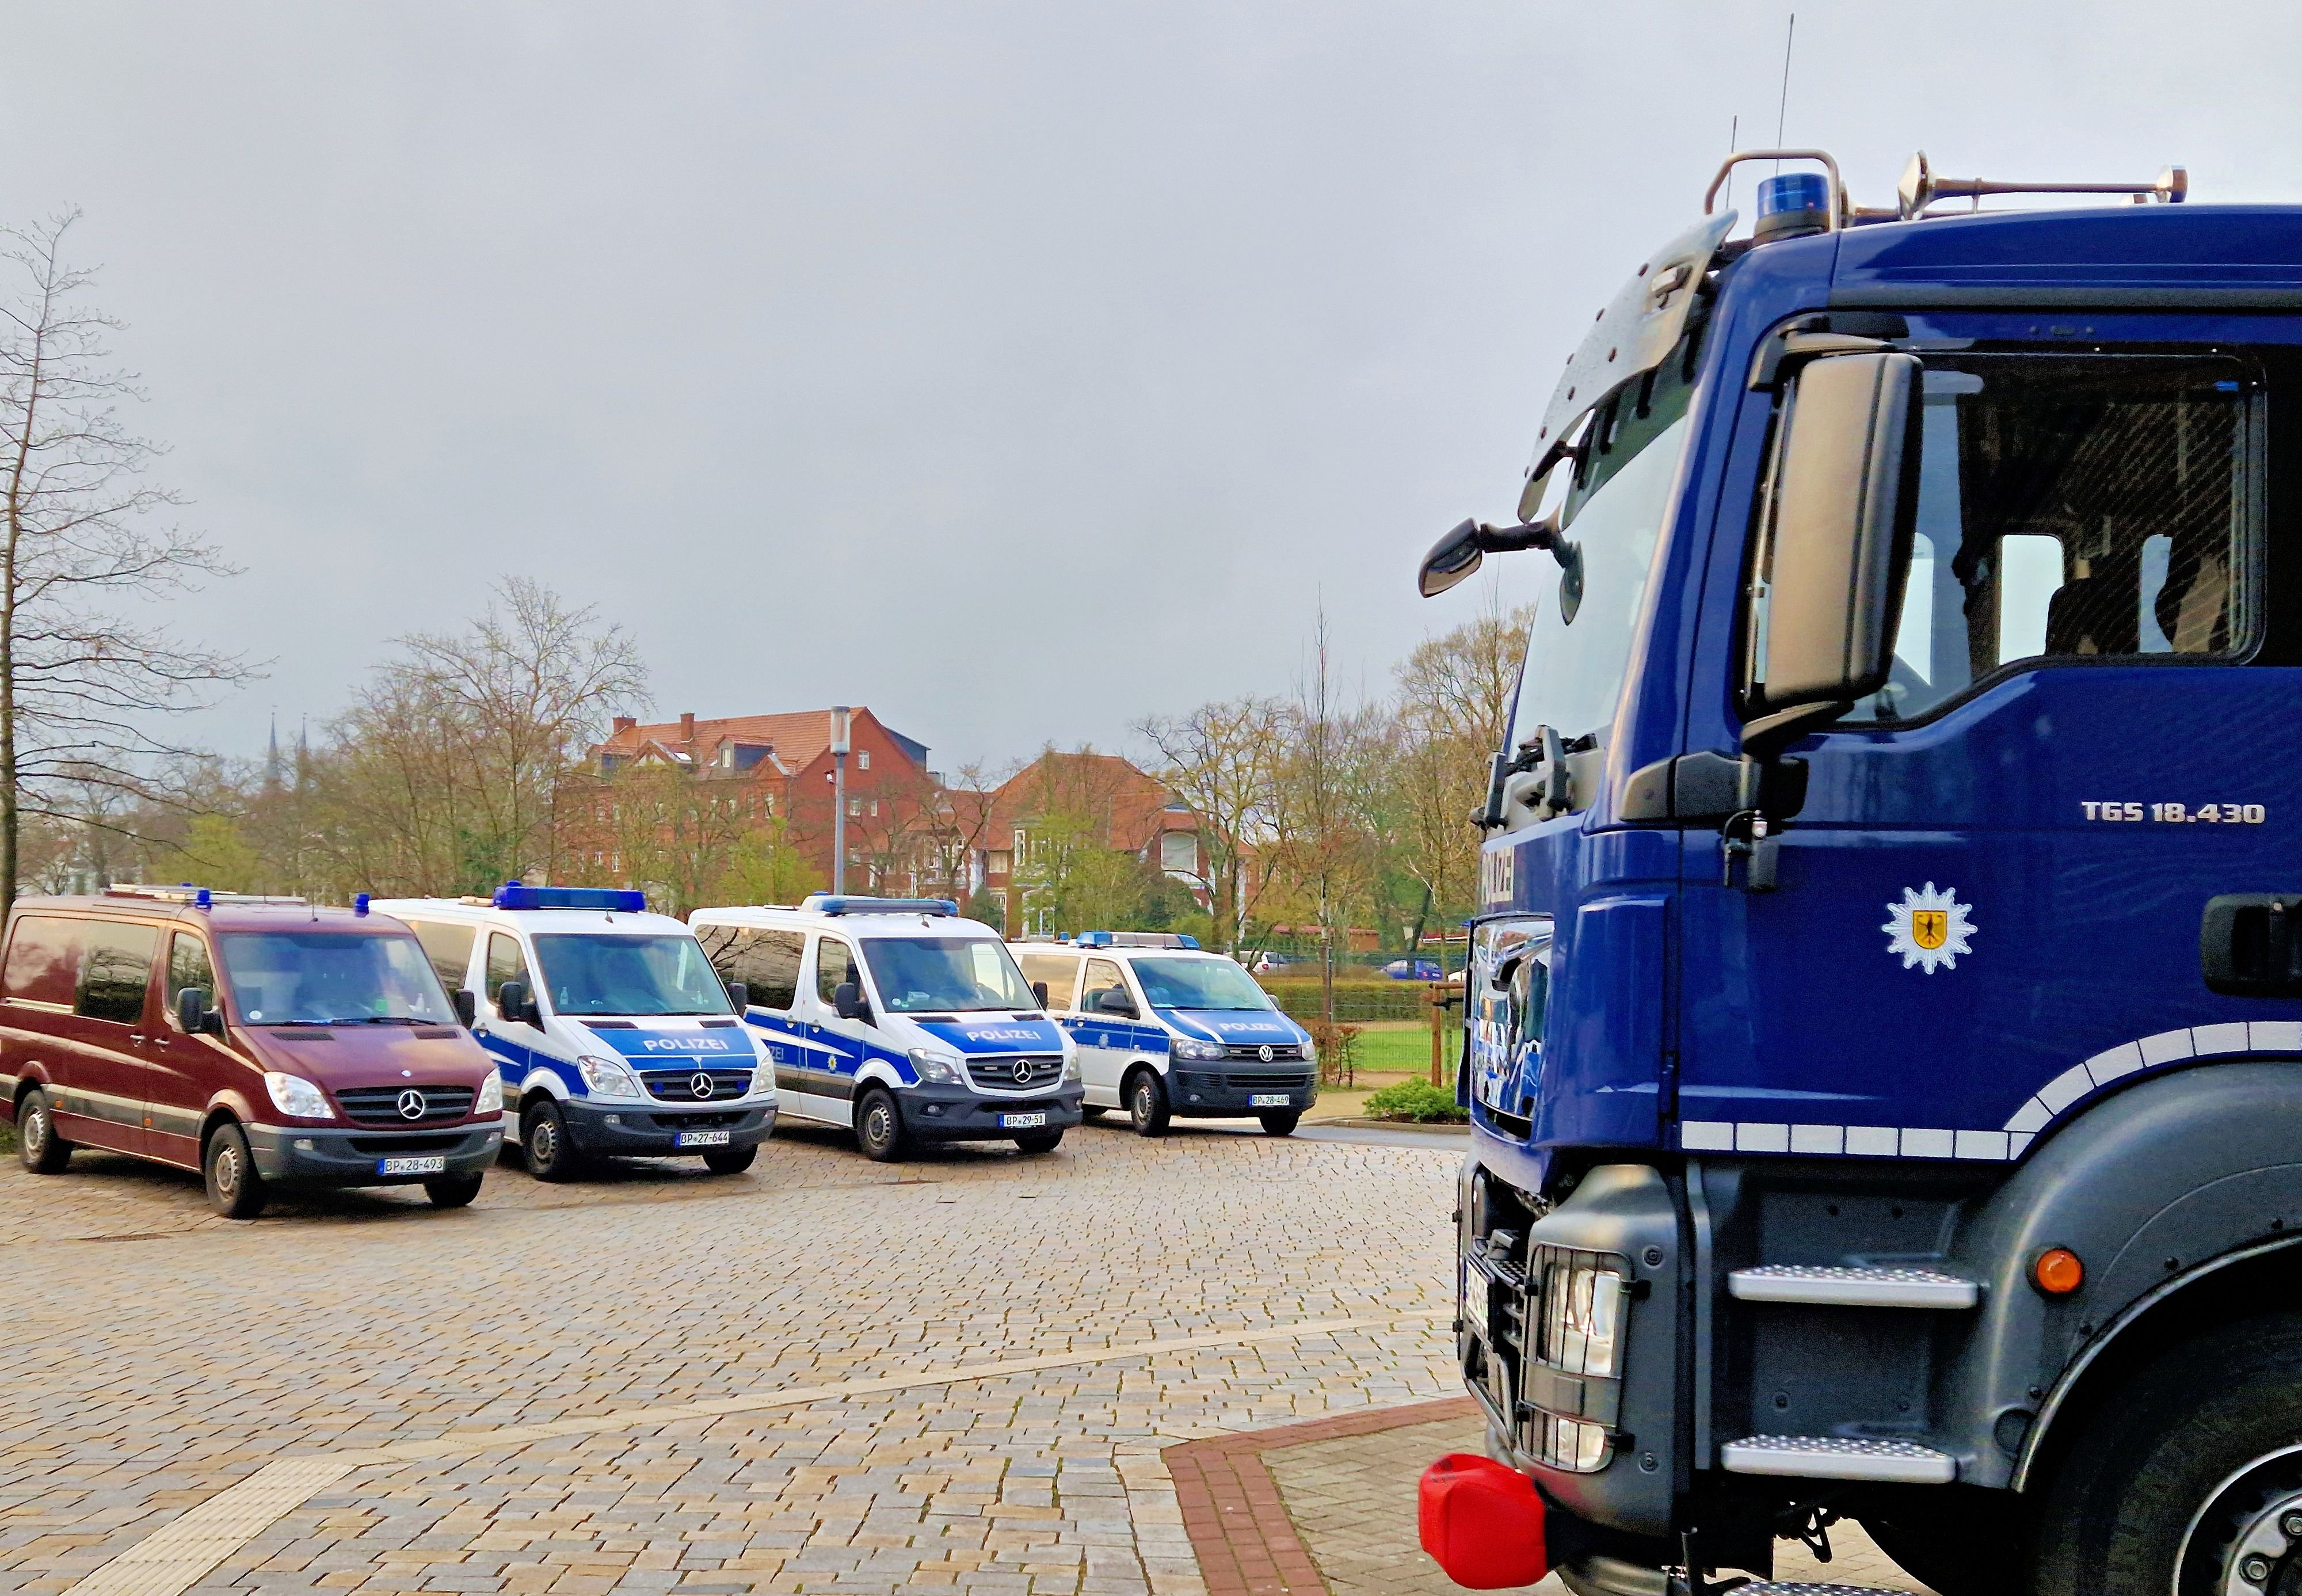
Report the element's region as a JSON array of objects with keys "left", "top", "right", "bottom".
[
  {"left": 453, "top": 989, "right": 478, "bottom": 1029},
  {"left": 726, "top": 981, "right": 749, "bottom": 1014},
  {"left": 833, "top": 981, "right": 871, "bottom": 1023},
  {"left": 1417, "top": 516, "right": 1561, "bottom": 600},
  {"left": 1743, "top": 351, "right": 1922, "bottom": 756},
  {"left": 1031, "top": 980, "right": 1050, "bottom": 1011}
]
